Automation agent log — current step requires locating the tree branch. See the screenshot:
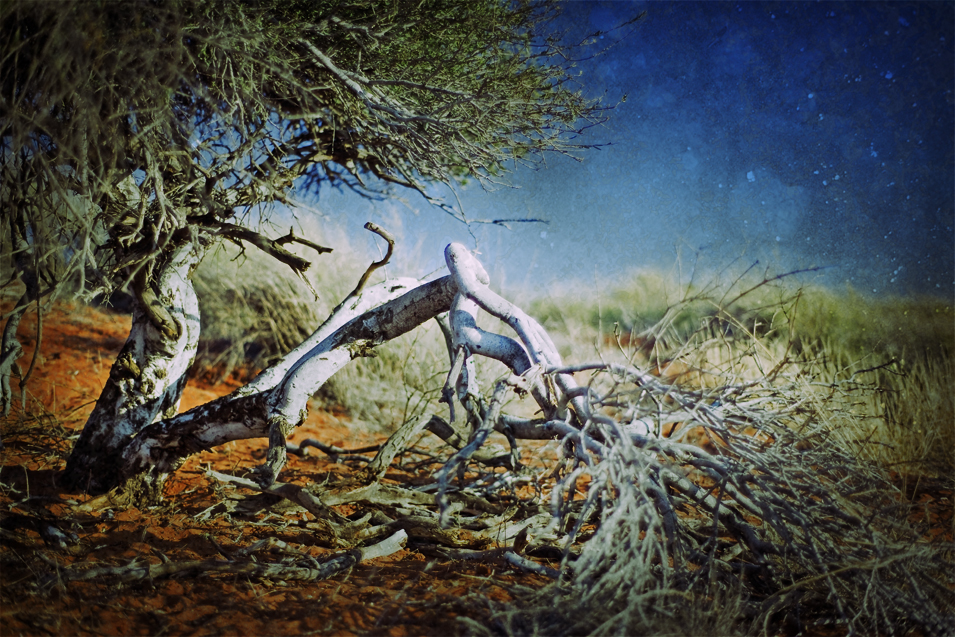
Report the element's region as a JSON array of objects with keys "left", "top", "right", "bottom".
[
  {"left": 347, "top": 222, "right": 394, "bottom": 297},
  {"left": 117, "top": 275, "right": 458, "bottom": 485},
  {"left": 41, "top": 530, "right": 408, "bottom": 589},
  {"left": 211, "top": 221, "right": 331, "bottom": 276}
]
